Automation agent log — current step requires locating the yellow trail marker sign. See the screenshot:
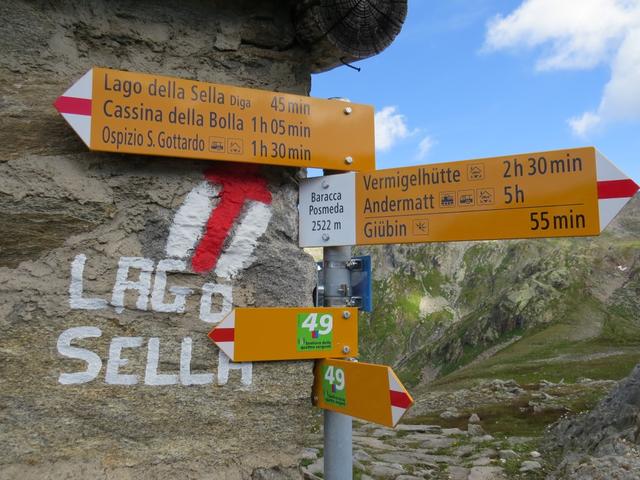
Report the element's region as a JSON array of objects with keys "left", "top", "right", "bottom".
[
  {"left": 299, "top": 147, "right": 639, "bottom": 247},
  {"left": 53, "top": 67, "right": 375, "bottom": 171},
  {"left": 313, "top": 359, "right": 414, "bottom": 427},
  {"left": 208, "top": 307, "right": 358, "bottom": 362}
]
